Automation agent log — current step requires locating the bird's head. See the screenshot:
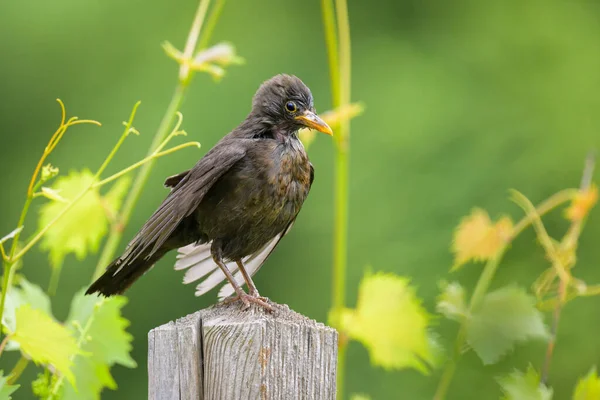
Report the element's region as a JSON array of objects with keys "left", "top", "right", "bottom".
[{"left": 250, "top": 74, "right": 333, "bottom": 137}]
